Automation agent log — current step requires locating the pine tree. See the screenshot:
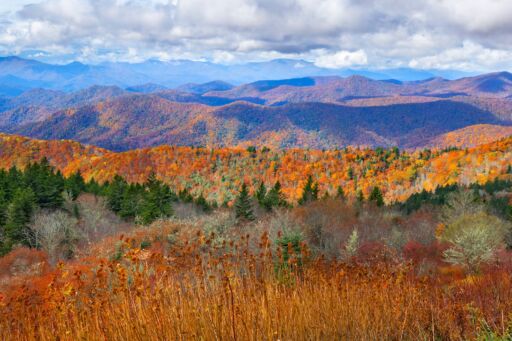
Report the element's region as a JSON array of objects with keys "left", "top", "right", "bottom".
[
  {"left": 235, "top": 183, "right": 255, "bottom": 221},
  {"left": 119, "top": 184, "right": 144, "bottom": 219},
  {"left": 299, "top": 175, "right": 318, "bottom": 205},
  {"left": 195, "top": 193, "right": 211, "bottom": 213},
  {"left": 336, "top": 186, "right": 345, "bottom": 201},
  {"left": 0, "top": 189, "right": 7, "bottom": 227},
  {"left": 65, "top": 171, "right": 86, "bottom": 200},
  {"left": 139, "top": 191, "right": 161, "bottom": 225},
  {"left": 356, "top": 190, "right": 365, "bottom": 203},
  {"left": 24, "top": 158, "right": 64, "bottom": 209},
  {"left": 139, "top": 173, "right": 174, "bottom": 225},
  {"left": 86, "top": 178, "right": 102, "bottom": 196},
  {"left": 179, "top": 188, "right": 194, "bottom": 203},
  {"left": 255, "top": 181, "right": 267, "bottom": 206},
  {"left": 264, "top": 181, "right": 286, "bottom": 210},
  {"left": 3, "top": 188, "right": 36, "bottom": 252},
  {"left": 107, "top": 175, "right": 127, "bottom": 213},
  {"left": 369, "top": 186, "right": 384, "bottom": 207}
]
